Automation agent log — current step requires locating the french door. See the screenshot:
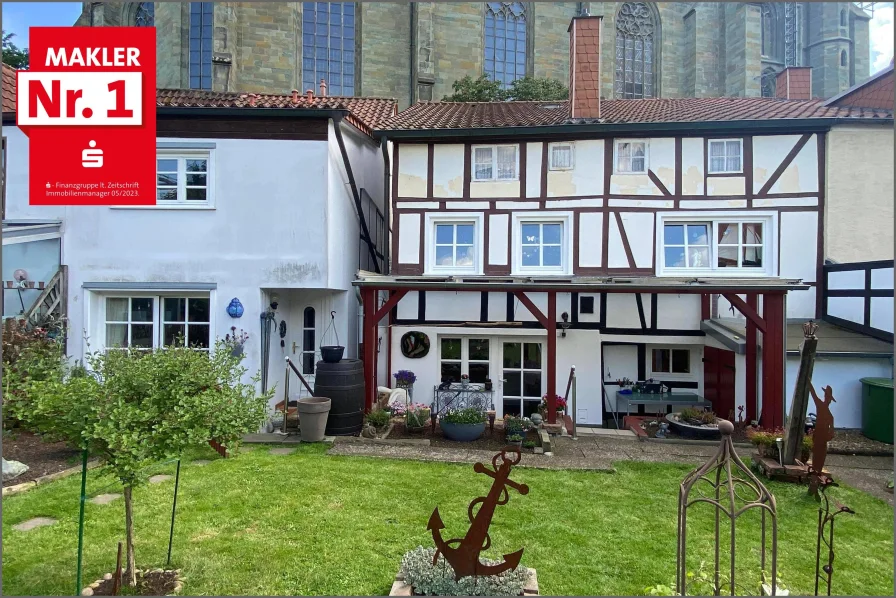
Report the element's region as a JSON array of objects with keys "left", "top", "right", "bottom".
[{"left": 501, "top": 341, "right": 543, "bottom": 417}]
